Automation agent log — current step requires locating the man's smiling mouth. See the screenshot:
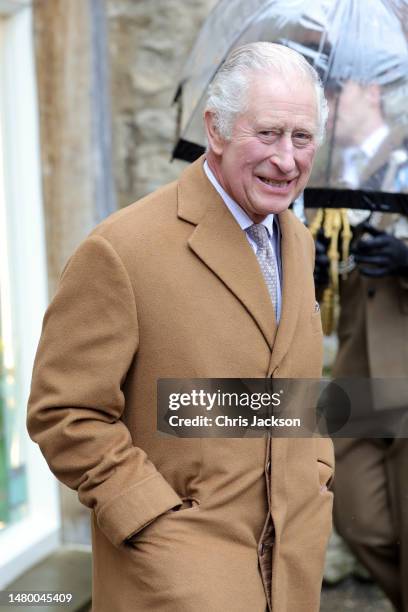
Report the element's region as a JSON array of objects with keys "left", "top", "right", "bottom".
[{"left": 257, "top": 176, "right": 293, "bottom": 187}]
